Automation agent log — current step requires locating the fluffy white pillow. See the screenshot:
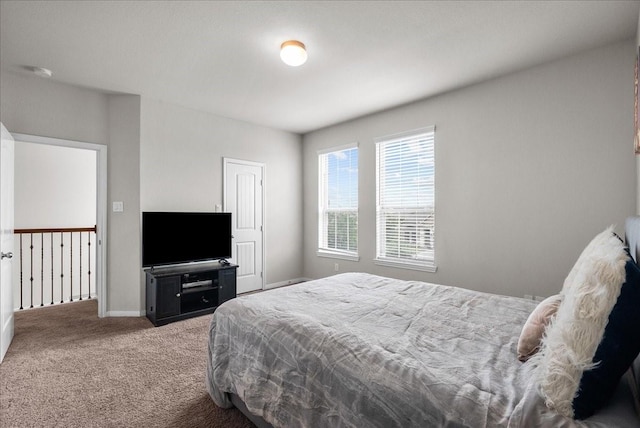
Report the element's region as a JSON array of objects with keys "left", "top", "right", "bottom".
[{"left": 531, "top": 227, "right": 629, "bottom": 418}]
